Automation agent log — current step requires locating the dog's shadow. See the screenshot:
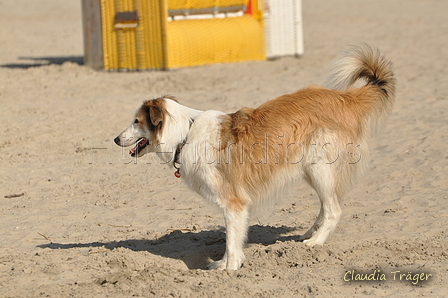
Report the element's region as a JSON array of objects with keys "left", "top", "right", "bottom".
[{"left": 37, "top": 225, "right": 304, "bottom": 269}]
